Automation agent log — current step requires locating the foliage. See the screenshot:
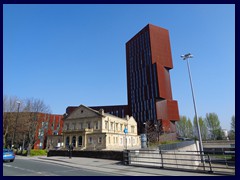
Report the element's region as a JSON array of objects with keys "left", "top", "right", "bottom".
[
  {"left": 193, "top": 116, "right": 208, "bottom": 140},
  {"left": 176, "top": 116, "right": 187, "bottom": 137},
  {"left": 30, "top": 149, "right": 48, "bottom": 156},
  {"left": 205, "top": 113, "right": 223, "bottom": 140},
  {"left": 231, "top": 115, "right": 235, "bottom": 132},
  {"left": 229, "top": 115, "right": 235, "bottom": 140}
]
